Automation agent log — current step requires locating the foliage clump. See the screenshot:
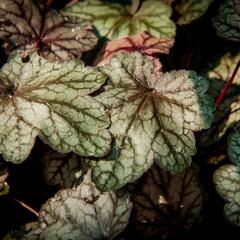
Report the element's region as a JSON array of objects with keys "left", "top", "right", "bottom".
[{"left": 0, "top": 0, "right": 239, "bottom": 239}]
